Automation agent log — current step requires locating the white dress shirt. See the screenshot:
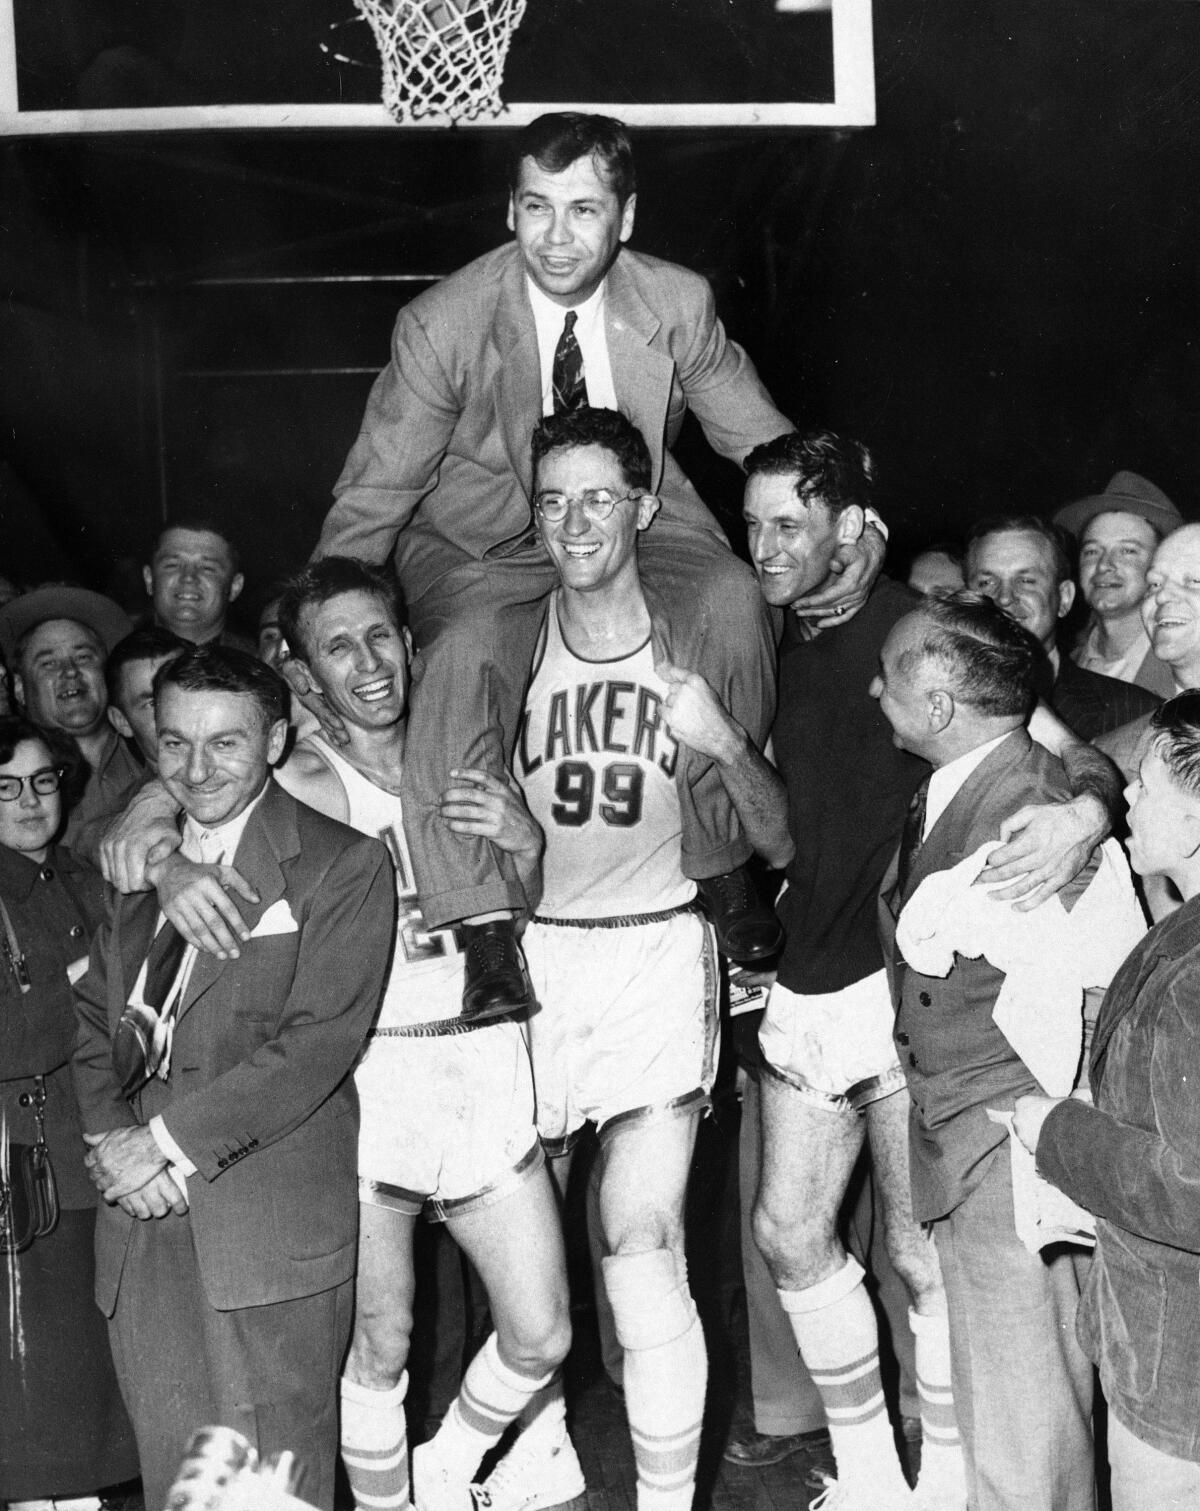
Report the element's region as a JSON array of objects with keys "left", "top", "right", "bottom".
[
  {"left": 527, "top": 276, "right": 617, "bottom": 415},
  {"left": 148, "top": 781, "right": 272, "bottom": 1180}
]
